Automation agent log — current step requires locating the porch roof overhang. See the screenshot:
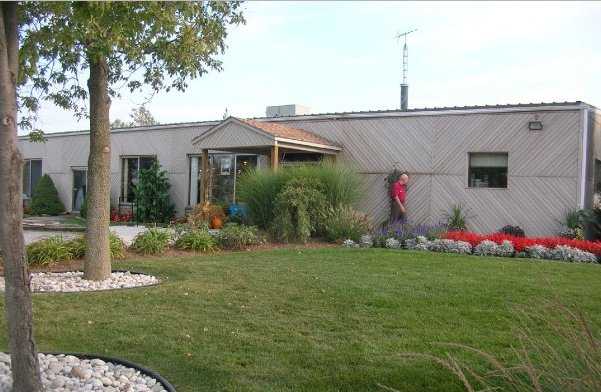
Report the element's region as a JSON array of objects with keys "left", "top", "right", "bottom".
[{"left": 190, "top": 117, "right": 342, "bottom": 155}]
